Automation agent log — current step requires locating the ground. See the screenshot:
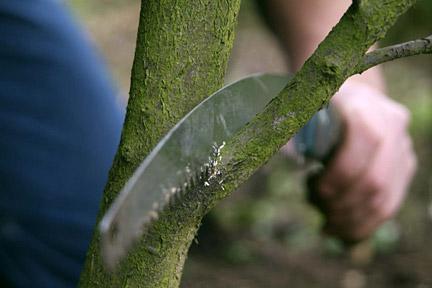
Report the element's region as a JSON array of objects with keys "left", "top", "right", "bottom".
[{"left": 69, "top": 1, "right": 432, "bottom": 287}]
